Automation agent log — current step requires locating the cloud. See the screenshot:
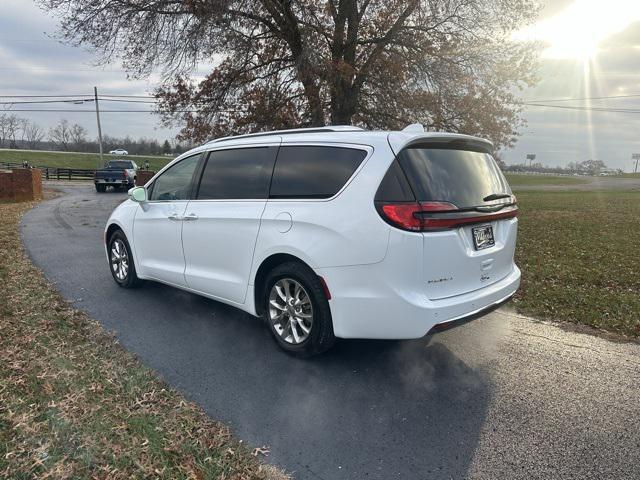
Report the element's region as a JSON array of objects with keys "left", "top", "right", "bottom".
[
  {"left": 1, "top": 0, "right": 639, "bottom": 170},
  {"left": 0, "top": 0, "right": 178, "bottom": 142},
  {"left": 506, "top": 16, "right": 640, "bottom": 170}
]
